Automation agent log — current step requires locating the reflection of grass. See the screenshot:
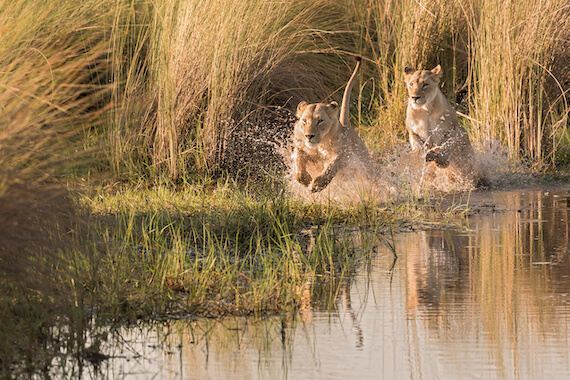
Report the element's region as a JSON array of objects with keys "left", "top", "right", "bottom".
[{"left": 404, "top": 192, "right": 570, "bottom": 375}]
